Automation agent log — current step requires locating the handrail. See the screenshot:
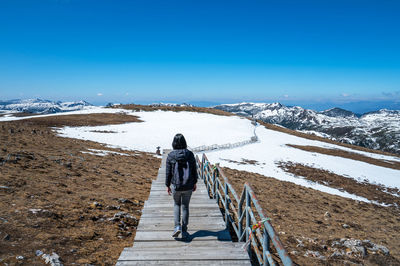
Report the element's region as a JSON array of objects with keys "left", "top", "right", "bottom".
[
  {"left": 196, "top": 153, "right": 293, "bottom": 266},
  {"left": 189, "top": 121, "right": 259, "bottom": 153}
]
